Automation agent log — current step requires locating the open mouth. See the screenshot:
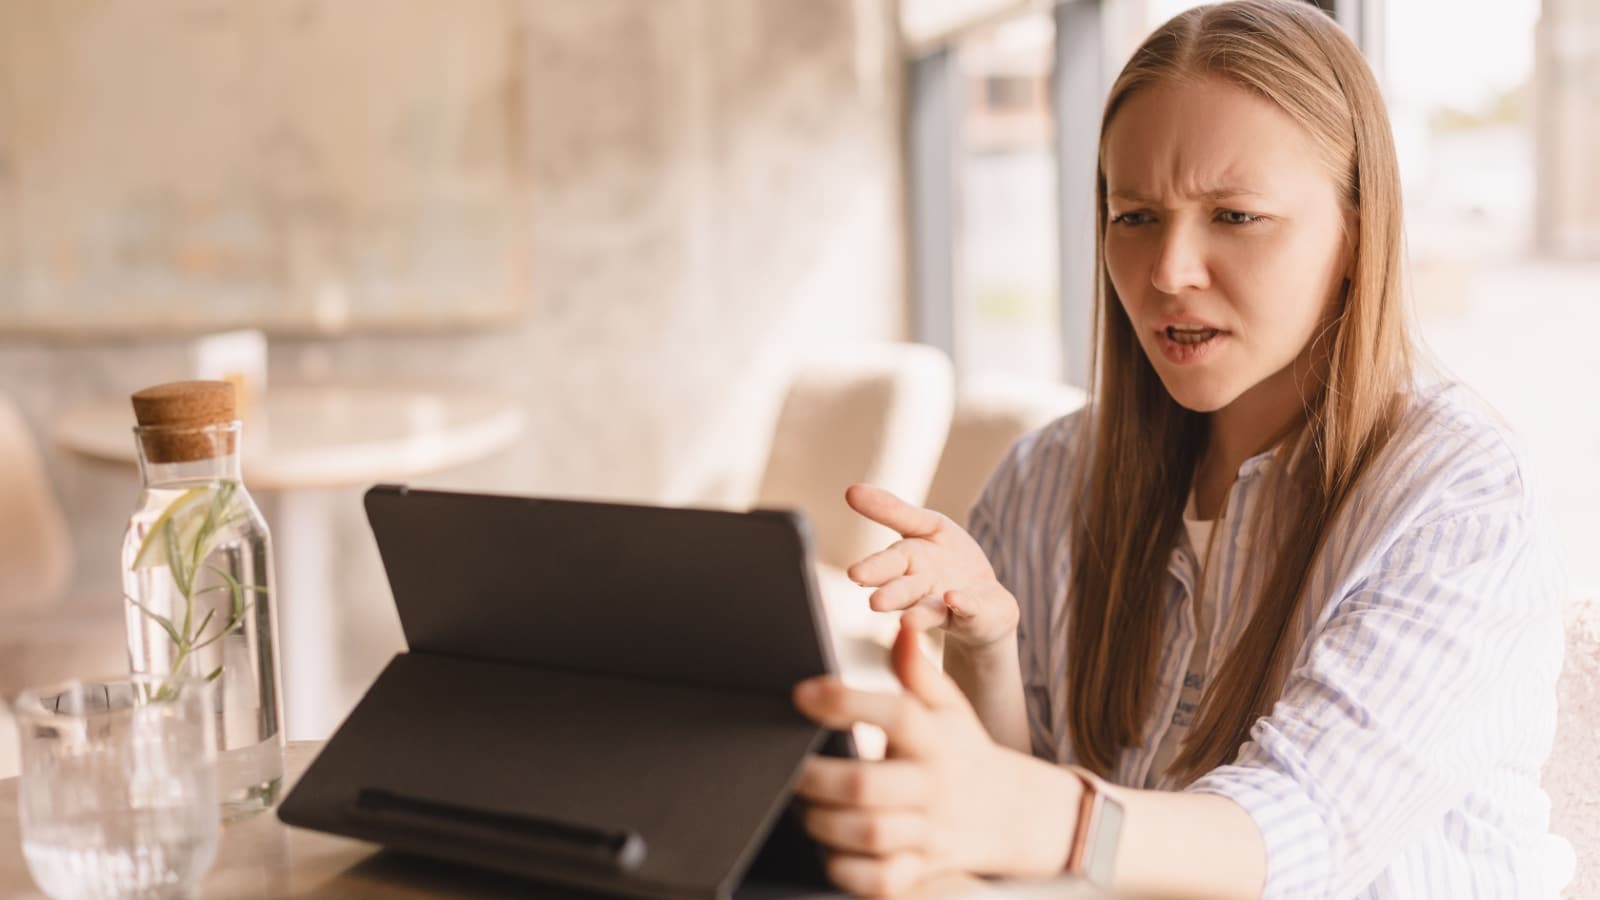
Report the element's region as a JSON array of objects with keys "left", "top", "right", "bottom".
[
  {"left": 1165, "top": 325, "right": 1221, "bottom": 345},
  {"left": 1156, "top": 325, "right": 1229, "bottom": 364}
]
